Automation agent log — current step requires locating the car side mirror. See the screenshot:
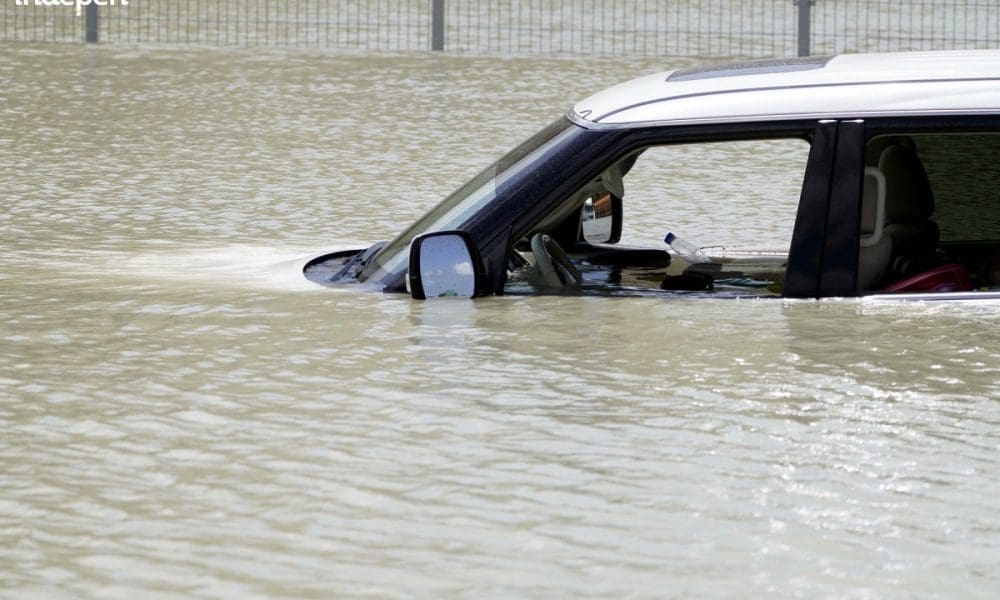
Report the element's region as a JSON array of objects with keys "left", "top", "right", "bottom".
[
  {"left": 580, "top": 192, "right": 622, "bottom": 244},
  {"left": 408, "top": 230, "right": 484, "bottom": 299}
]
